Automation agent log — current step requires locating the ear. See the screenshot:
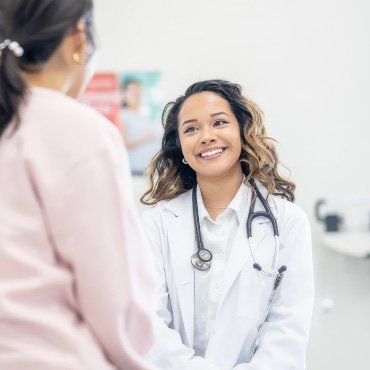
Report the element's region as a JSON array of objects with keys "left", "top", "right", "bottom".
[
  {"left": 71, "top": 19, "right": 88, "bottom": 64},
  {"left": 75, "top": 18, "right": 86, "bottom": 33},
  {"left": 59, "top": 19, "right": 88, "bottom": 66}
]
